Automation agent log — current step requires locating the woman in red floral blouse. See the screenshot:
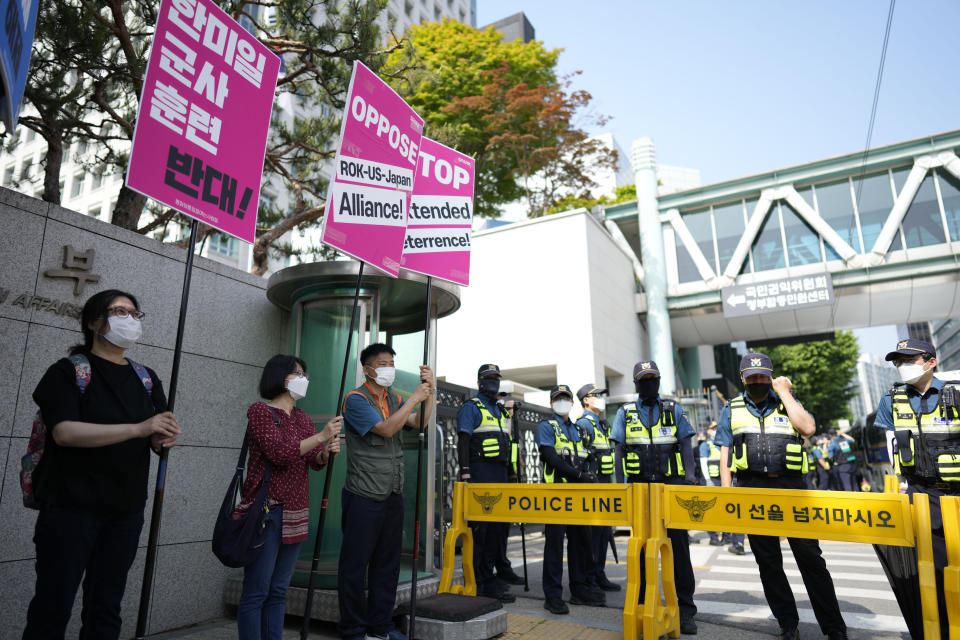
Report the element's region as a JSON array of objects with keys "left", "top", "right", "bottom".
[{"left": 237, "top": 354, "right": 341, "bottom": 640}]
